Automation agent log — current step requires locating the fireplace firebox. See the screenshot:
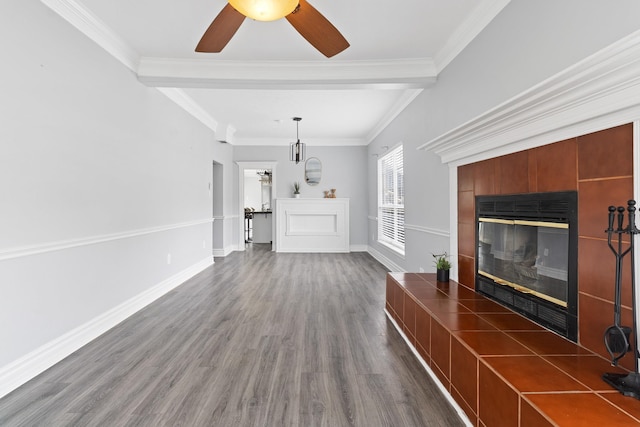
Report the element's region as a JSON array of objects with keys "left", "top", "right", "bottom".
[{"left": 475, "top": 191, "right": 578, "bottom": 341}]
